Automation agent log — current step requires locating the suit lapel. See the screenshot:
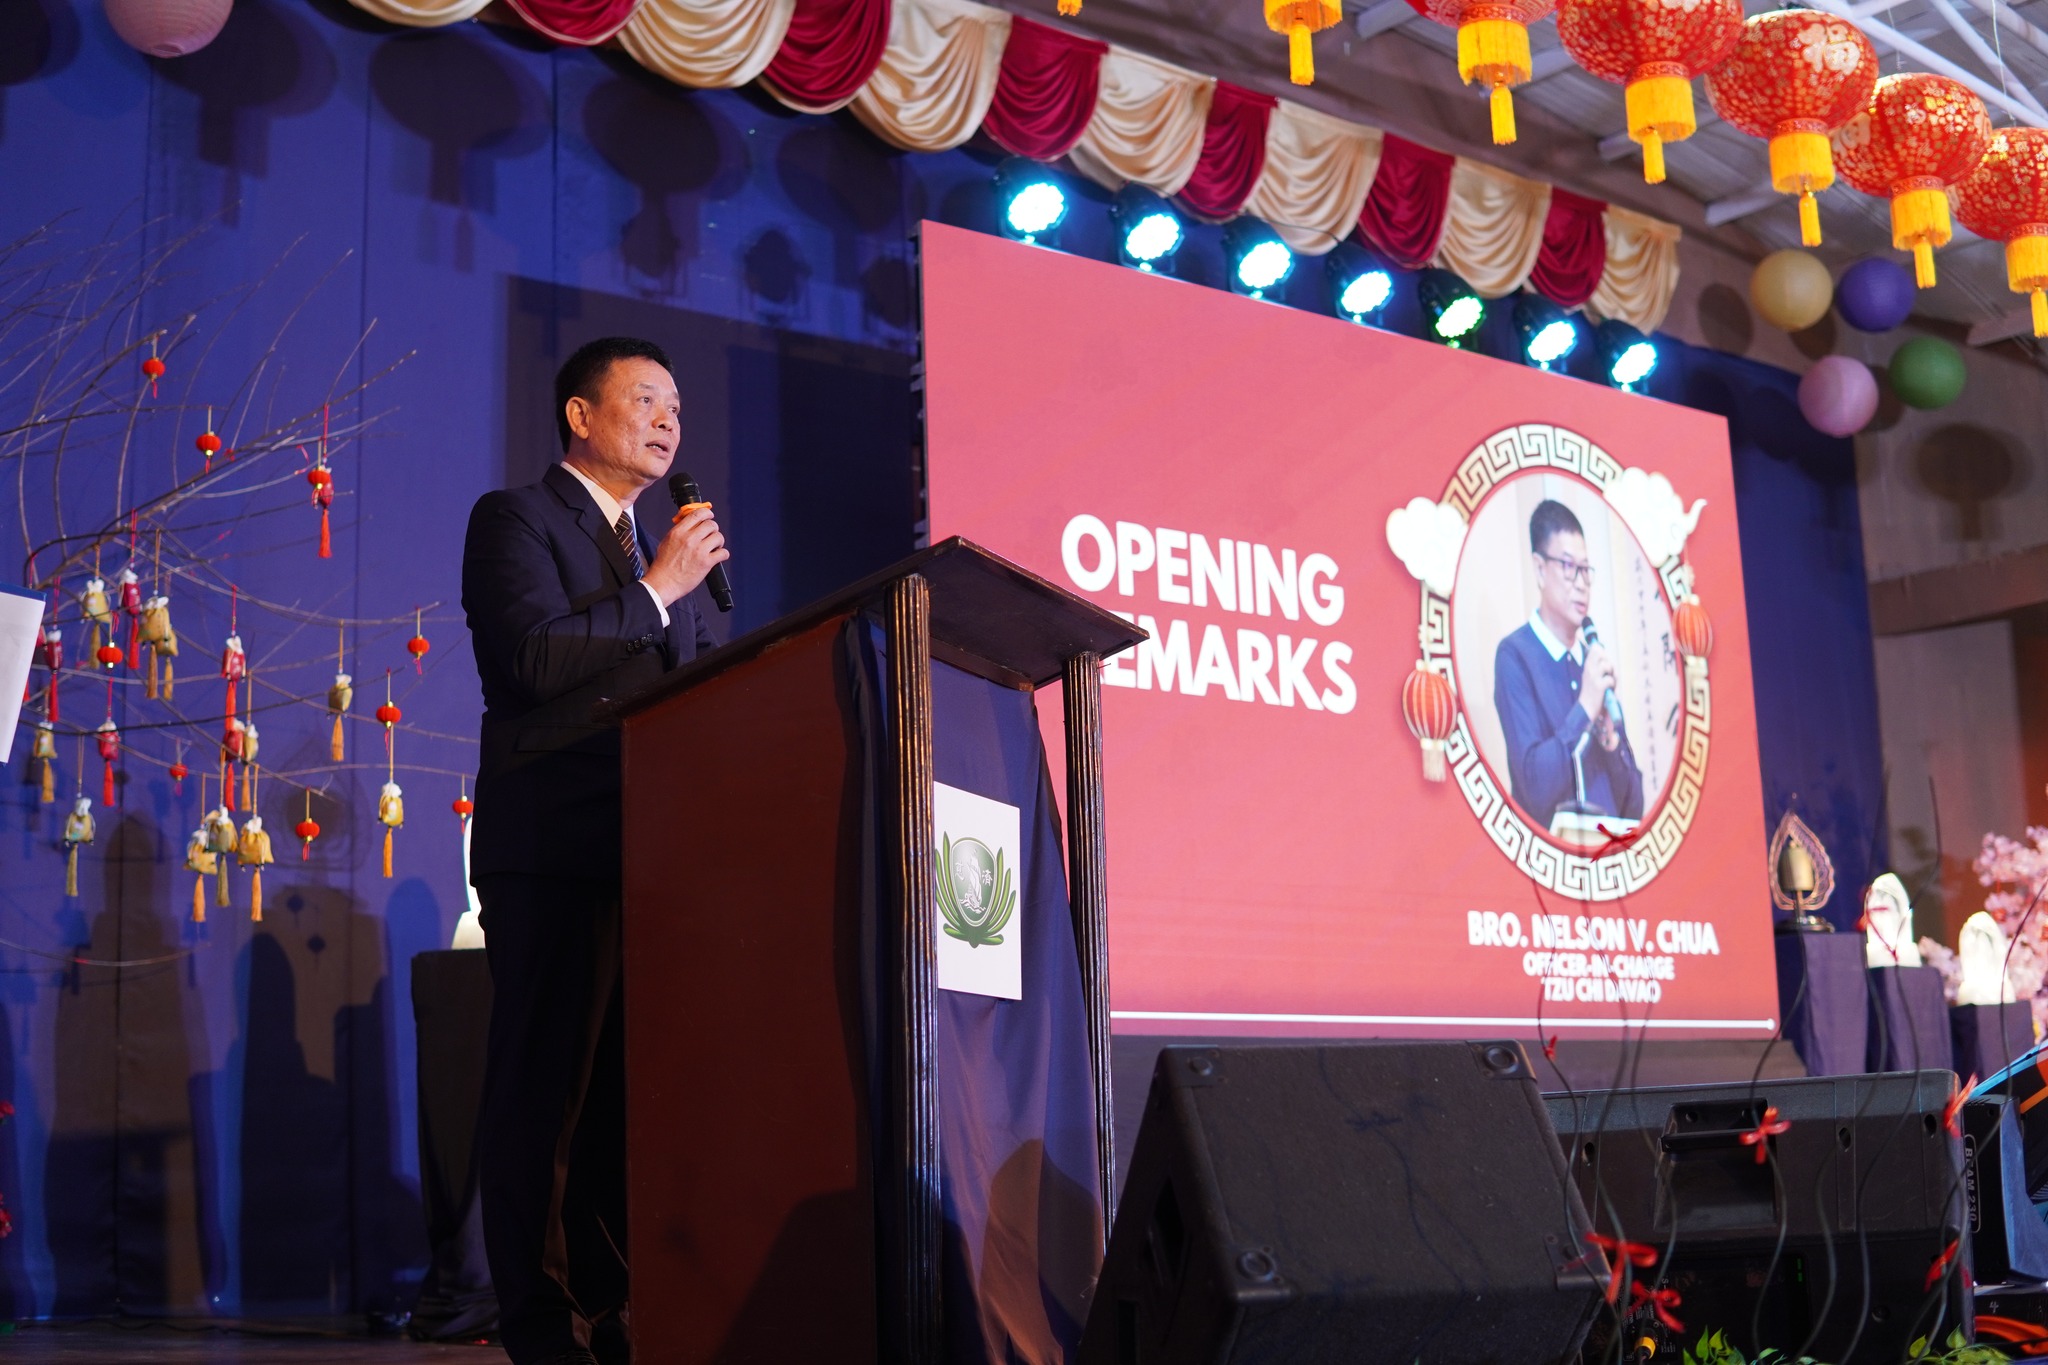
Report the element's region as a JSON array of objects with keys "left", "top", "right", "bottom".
[{"left": 544, "top": 464, "right": 637, "bottom": 590}]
